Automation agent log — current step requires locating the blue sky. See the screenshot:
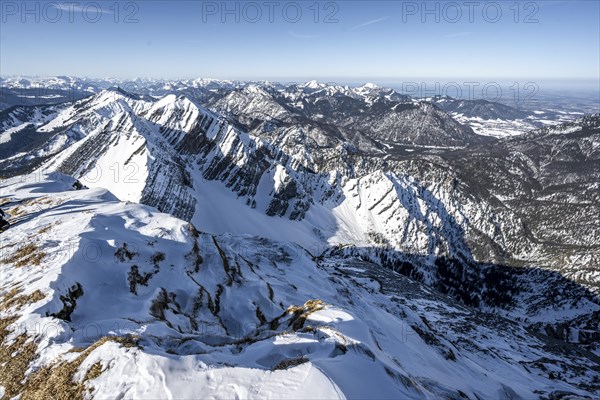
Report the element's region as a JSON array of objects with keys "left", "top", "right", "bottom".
[{"left": 1, "top": 0, "right": 599, "bottom": 83}]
